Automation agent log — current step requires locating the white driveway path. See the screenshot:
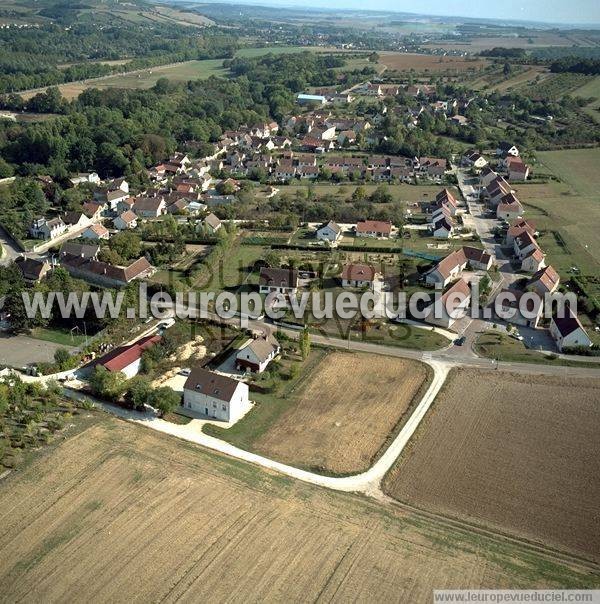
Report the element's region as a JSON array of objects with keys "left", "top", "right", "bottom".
[{"left": 63, "top": 359, "right": 449, "bottom": 496}]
